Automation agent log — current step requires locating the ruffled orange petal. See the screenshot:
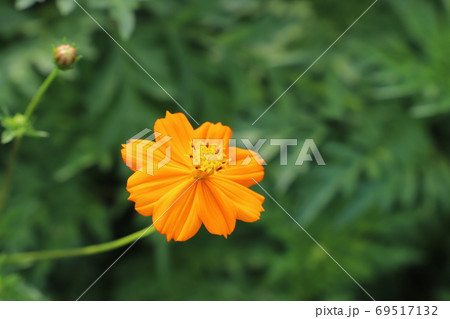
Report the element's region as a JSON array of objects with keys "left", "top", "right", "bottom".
[
  {"left": 193, "top": 122, "right": 233, "bottom": 156},
  {"left": 197, "top": 180, "right": 236, "bottom": 237},
  {"left": 222, "top": 147, "right": 264, "bottom": 187},
  {"left": 152, "top": 178, "right": 202, "bottom": 241},
  {"left": 126, "top": 164, "right": 191, "bottom": 216},
  {"left": 154, "top": 111, "right": 194, "bottom": 166},
  {"left": 122, "top": 139, "right": 186, "bottom": 172},
  {"left": 210, "top": 176, "right": 265, "bottom": 223}
]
